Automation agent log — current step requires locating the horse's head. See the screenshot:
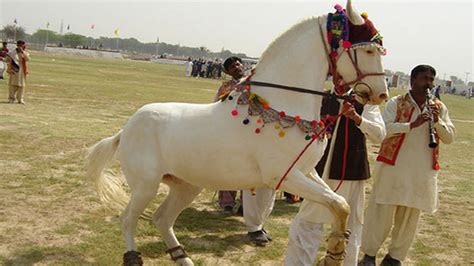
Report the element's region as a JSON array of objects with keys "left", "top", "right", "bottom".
[{"left": 331, "top": 0, "right": 388, "bottom": 105}]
